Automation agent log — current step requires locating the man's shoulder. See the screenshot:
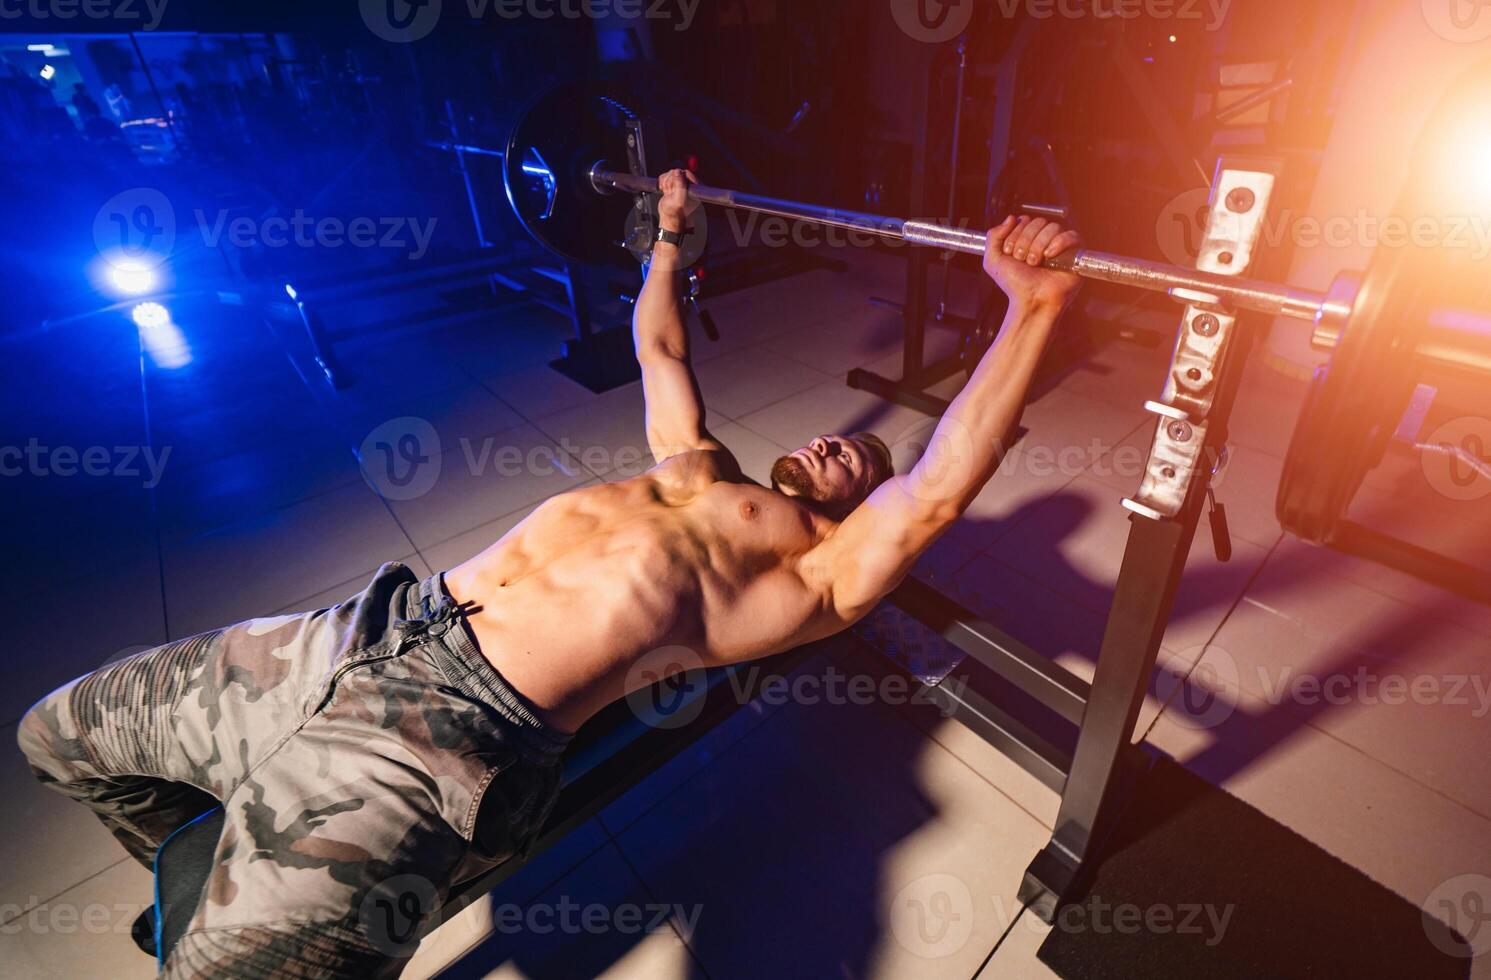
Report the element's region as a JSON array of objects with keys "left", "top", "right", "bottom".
[{"left": 649, "top": 445, "right": 747, "bottom": 488}]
